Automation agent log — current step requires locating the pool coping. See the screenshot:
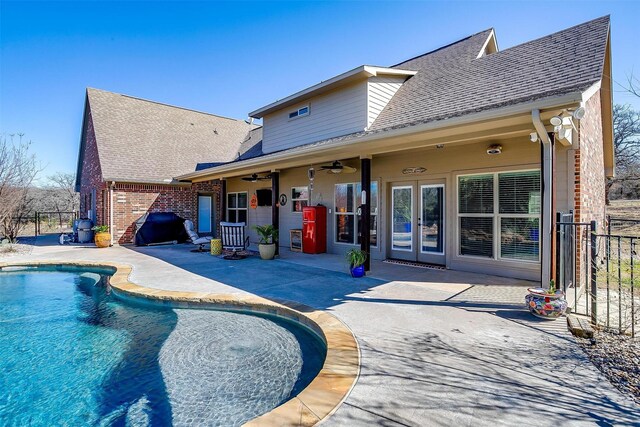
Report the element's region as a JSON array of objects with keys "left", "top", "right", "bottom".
[{"left": 0, "top": 260, "right": 360, "bottom": 426}]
